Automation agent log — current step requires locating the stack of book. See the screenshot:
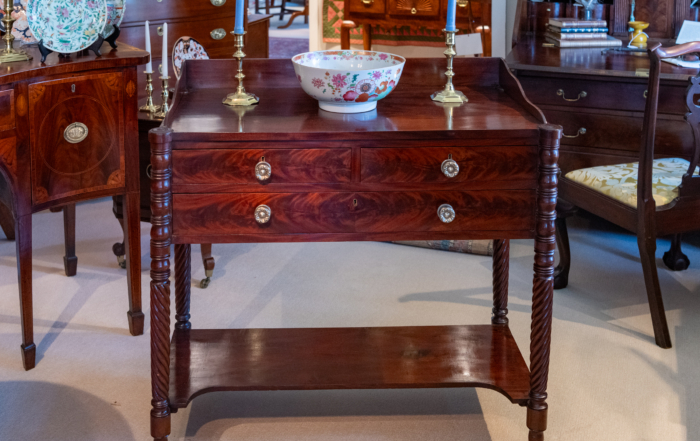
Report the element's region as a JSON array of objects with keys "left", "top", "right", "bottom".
[{"left": 546, "top": 18, "right": 622, "bottom": 48}]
